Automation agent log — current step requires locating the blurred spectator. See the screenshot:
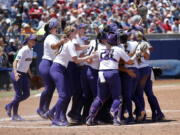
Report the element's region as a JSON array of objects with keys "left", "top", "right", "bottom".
[
  {"left": 29, "top": 2, "right": 43, "bottom": 27},
  {"left": 21, "top": 23, "right": 36, "bottom": 35},
  {"left": 4, "top": 39, "right": 17, "bottom": 65},
  {"left": 163, "top": 18, "right": 172, "bottom": 33},
  {"left": 0, "top": 0, "right": 179, "bottom": 42},
  {"left": 172, "top": 17, "right": 180, "bottom": 33},
  {"left": 0, "top": 37, "right": 10, "bottom": 90},
  {"left": 29, "top": 2, "right": 43, "bottom": 20}
]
